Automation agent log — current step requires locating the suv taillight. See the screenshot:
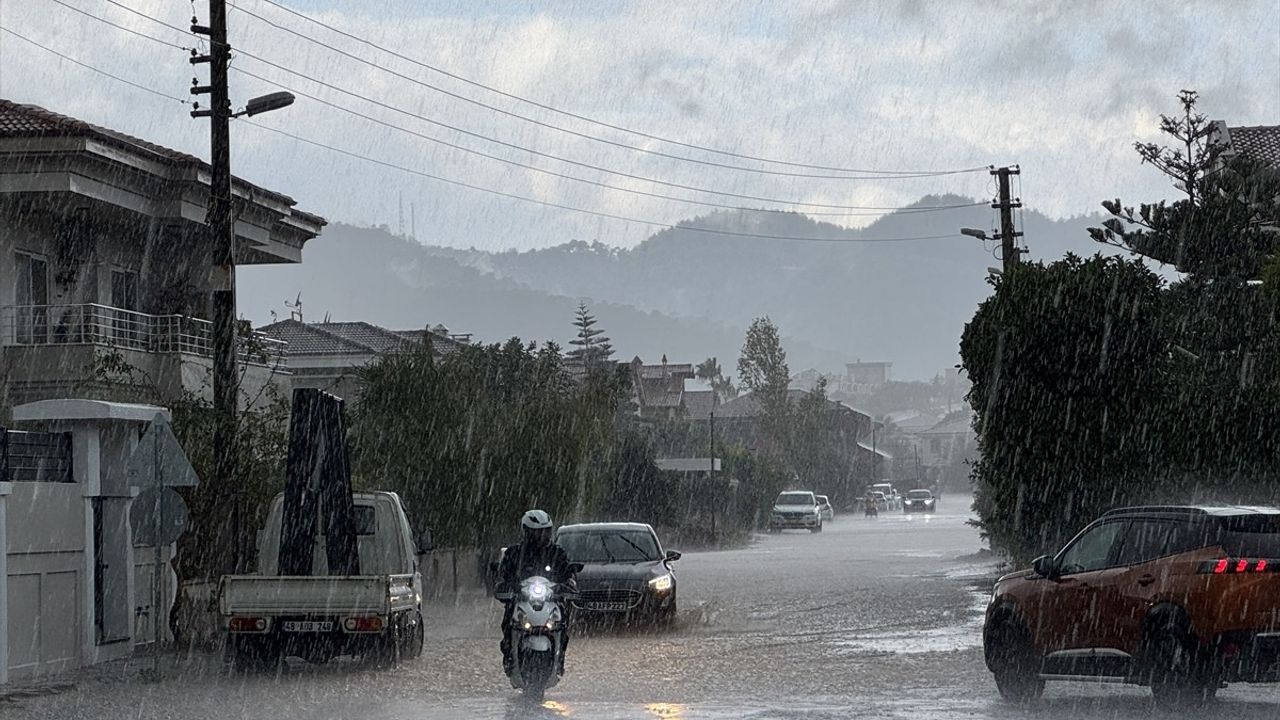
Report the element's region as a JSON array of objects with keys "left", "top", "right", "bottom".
[{"left": 1199, "top": 558, "right": 1277, "bottom": 574}]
